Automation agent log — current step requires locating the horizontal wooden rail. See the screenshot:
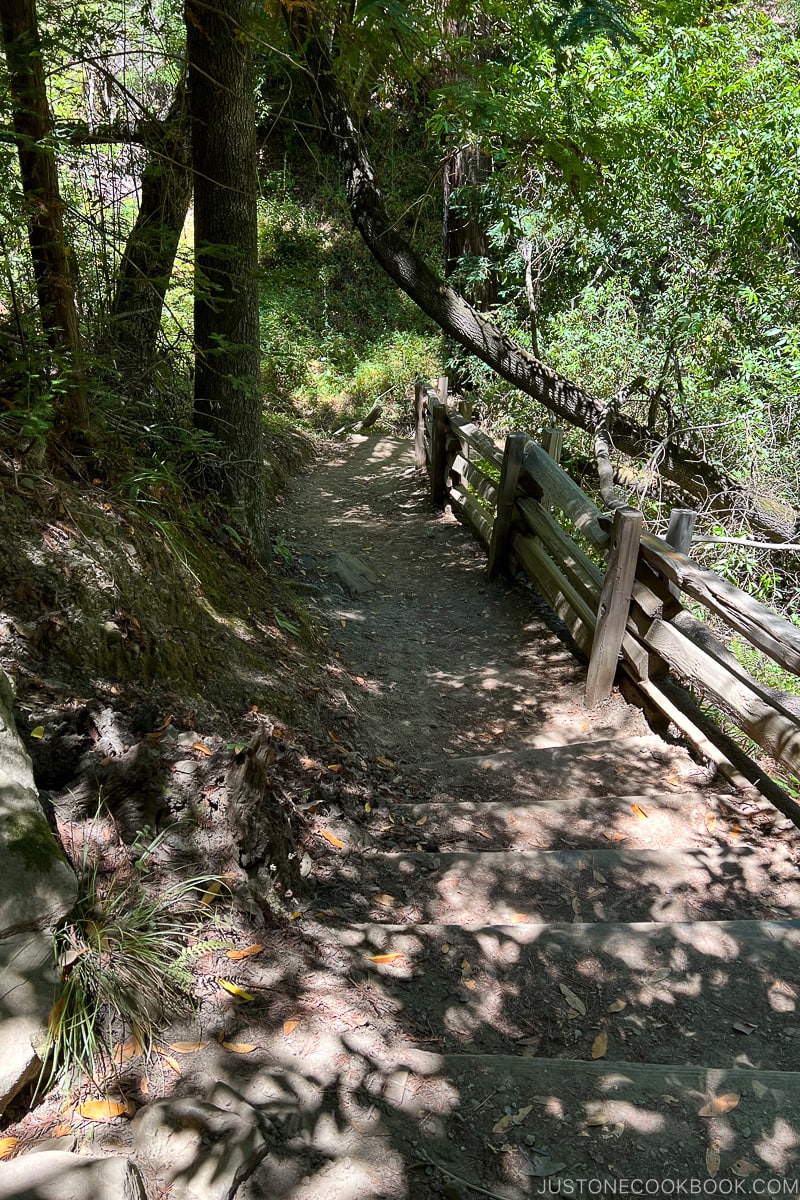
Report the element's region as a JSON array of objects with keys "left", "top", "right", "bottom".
[{"left": 412, "top": 382, "right": 800, "bottom": 816}]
